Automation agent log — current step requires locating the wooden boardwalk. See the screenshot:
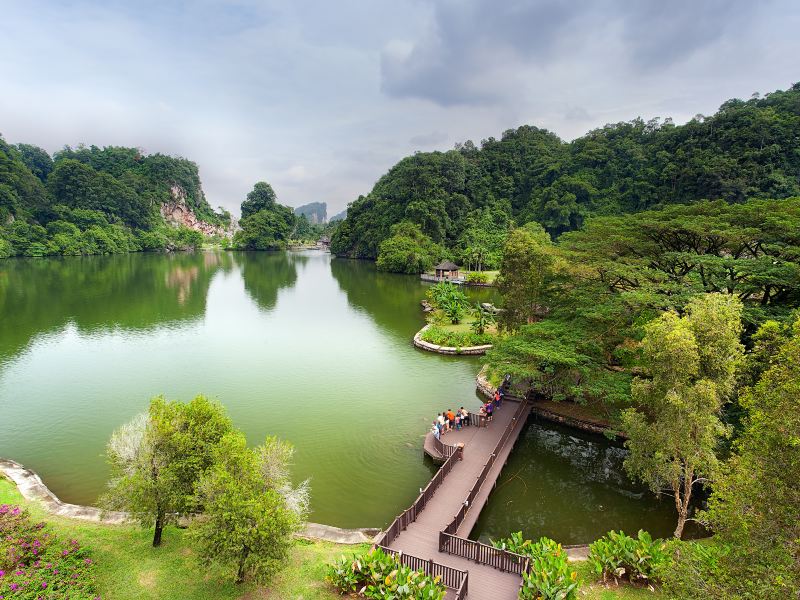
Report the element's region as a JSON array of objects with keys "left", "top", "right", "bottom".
[{"left": 379, "top": 396, "right": 532, "bottom": 600}]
